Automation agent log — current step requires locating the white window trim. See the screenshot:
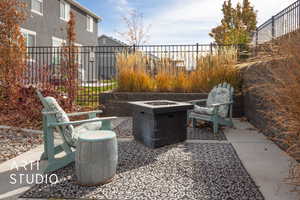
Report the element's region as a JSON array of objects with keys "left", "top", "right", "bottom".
[
  {"left": 52, "top": 37, "right": 82, "bottom": 47},
  {"left": 21, "top": 28, "right": 36, "bottom": 62},
  {"left": 60, "top": 0, "right": 70, "bottom": 22},
  {"left": 87, "top": 15, "right": 94, "bottom": 32},
  {"left": 21, "top": 28, "right": 36, "bottom": 47},
  {"left": 52, "top": 36, "right": 66, "bottom": 46},
  {"left": 21, "top": 28, "right": 37, "bottom": 37},
  {"left": 75, "top": 43, "right": 82, "bottom": 64},
  {"left": 31, "top": 0, "right": 43, "bottom": 16},
  {"left": 60, "top": 17, "right": 68, "bottom": 22},
  {"left": 52, "top": 37, "right": 65, "bottom": 65}
]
